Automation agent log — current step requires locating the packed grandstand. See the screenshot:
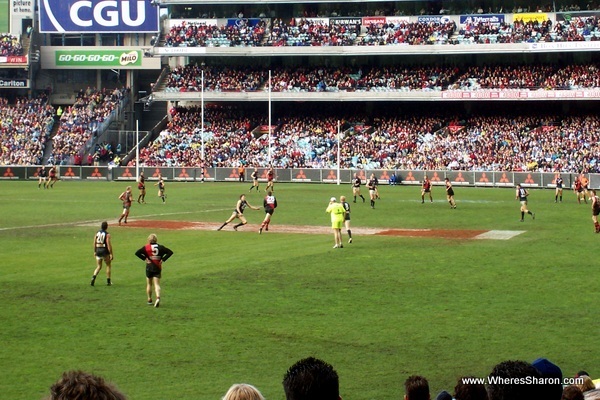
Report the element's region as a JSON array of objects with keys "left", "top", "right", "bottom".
[{"left": 1, "top": 0, "right": 600, "bottom": 176}]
